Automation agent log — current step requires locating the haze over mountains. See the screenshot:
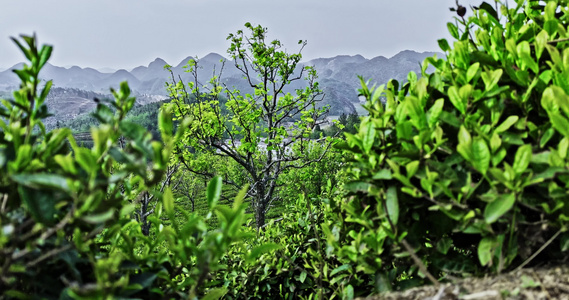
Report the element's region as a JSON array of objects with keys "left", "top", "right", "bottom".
[{"left": 0, "top": 50, "right": 440, "bottom": 121}]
